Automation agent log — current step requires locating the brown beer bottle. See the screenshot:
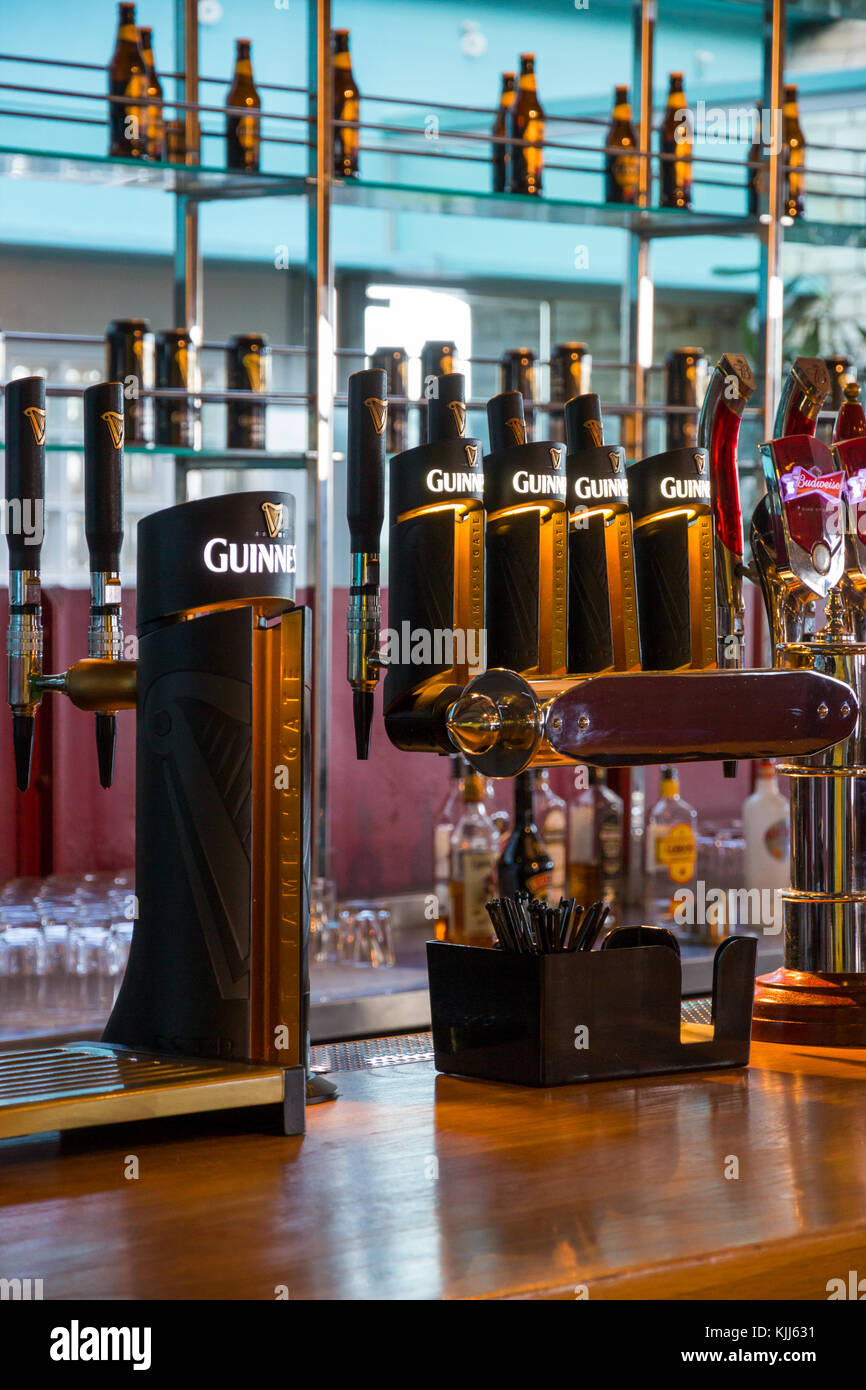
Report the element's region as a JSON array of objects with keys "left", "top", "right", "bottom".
[
  {"left": 605, "top": 84, "right": 639, "bottom": 204},
  {"left": 333, "top": 29, "right": 360, "bottom": 178},
  {"left": 658, "top": 72, "right": 692, "bottom": 209},
  {"left": 138, "top": 26, "right": 165, "bottom": 162},
  {"left": 747, "top": 105, "right": 765, "bottom": 217},
  {"left": 225, "top": 39, "right": 261, "bottom": 172},
  {"left": 492, "top": 72, "right": 516, "bottom": 193},
  {"left": 108, "top": 2, "right": 147, "bottom": 159},
  {"left": 782, "top": 83, "right": 805, "bottom": 219},
  {"left": 509, "top": 54, "right": 544, "bottom": 196}
]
